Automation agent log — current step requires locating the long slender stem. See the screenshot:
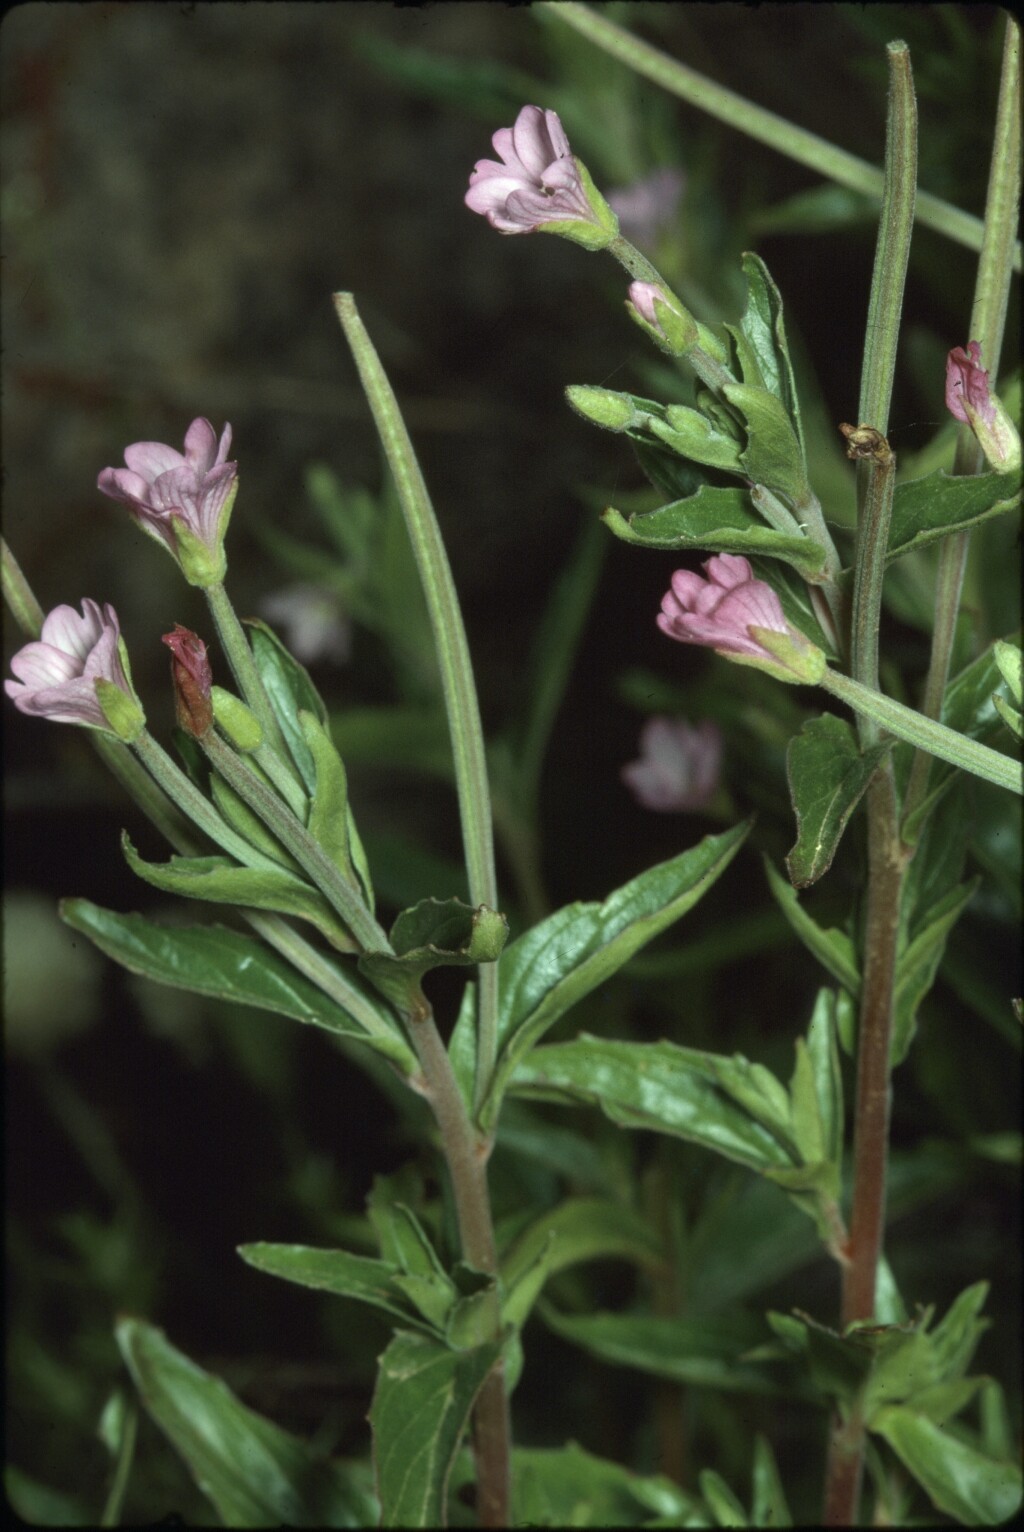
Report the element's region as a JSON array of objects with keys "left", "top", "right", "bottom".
[
  {"left": 902, "top": 15, "right": 1021, "bottom": 834},
  {"left": 405, "top": 1009, "right": 510, "bottom": 1527},
  {"left": 823, "top": 45, "right": 917, "bottom": 1527},
  {"left": 332, "top": 293, "right": 501, "bottom": 1112},
  {"left": 538, "top": 1, "right": 1020, "bottom": 270},
  {"left": 205, "top": 580, "right": 292, "bottom": 763}
]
